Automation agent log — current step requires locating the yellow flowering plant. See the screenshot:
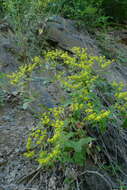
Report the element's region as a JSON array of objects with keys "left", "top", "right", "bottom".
[
  {"left": 7, "top": 62, "right": 38, "bottom": 85},
  {"left": 24, "top": 105, "right": 94, "bottom": 166},
  {"left": 8, "top": 47, "right": 127, "bottom": 167},
  {"left": 7, "top": 60, "right": 40, "bottom": 109}
]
